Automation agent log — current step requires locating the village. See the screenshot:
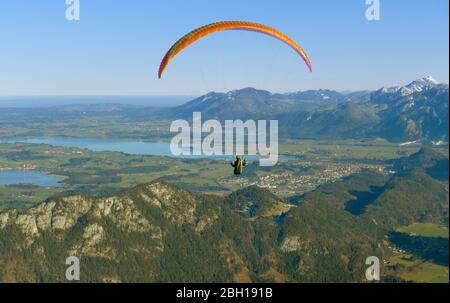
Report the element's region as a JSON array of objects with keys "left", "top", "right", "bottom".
[{"left": 223, "top": 161, "right": 389, "bottom": 197}]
